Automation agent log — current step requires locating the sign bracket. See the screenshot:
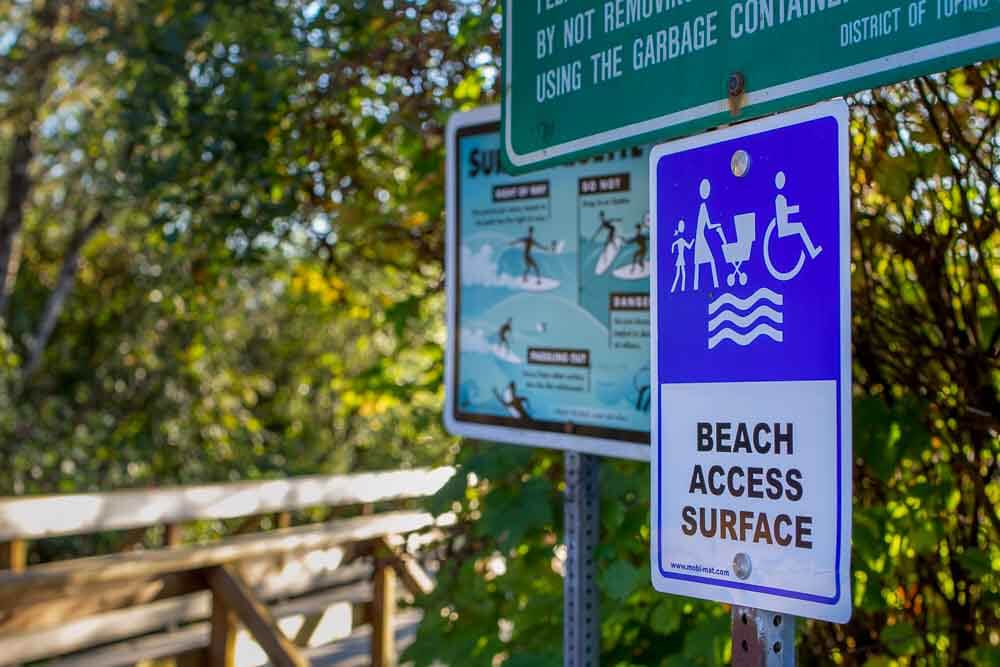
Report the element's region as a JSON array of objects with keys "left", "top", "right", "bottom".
[{"left": 732, "top": 607, "right": 796, "bottom": 667}]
